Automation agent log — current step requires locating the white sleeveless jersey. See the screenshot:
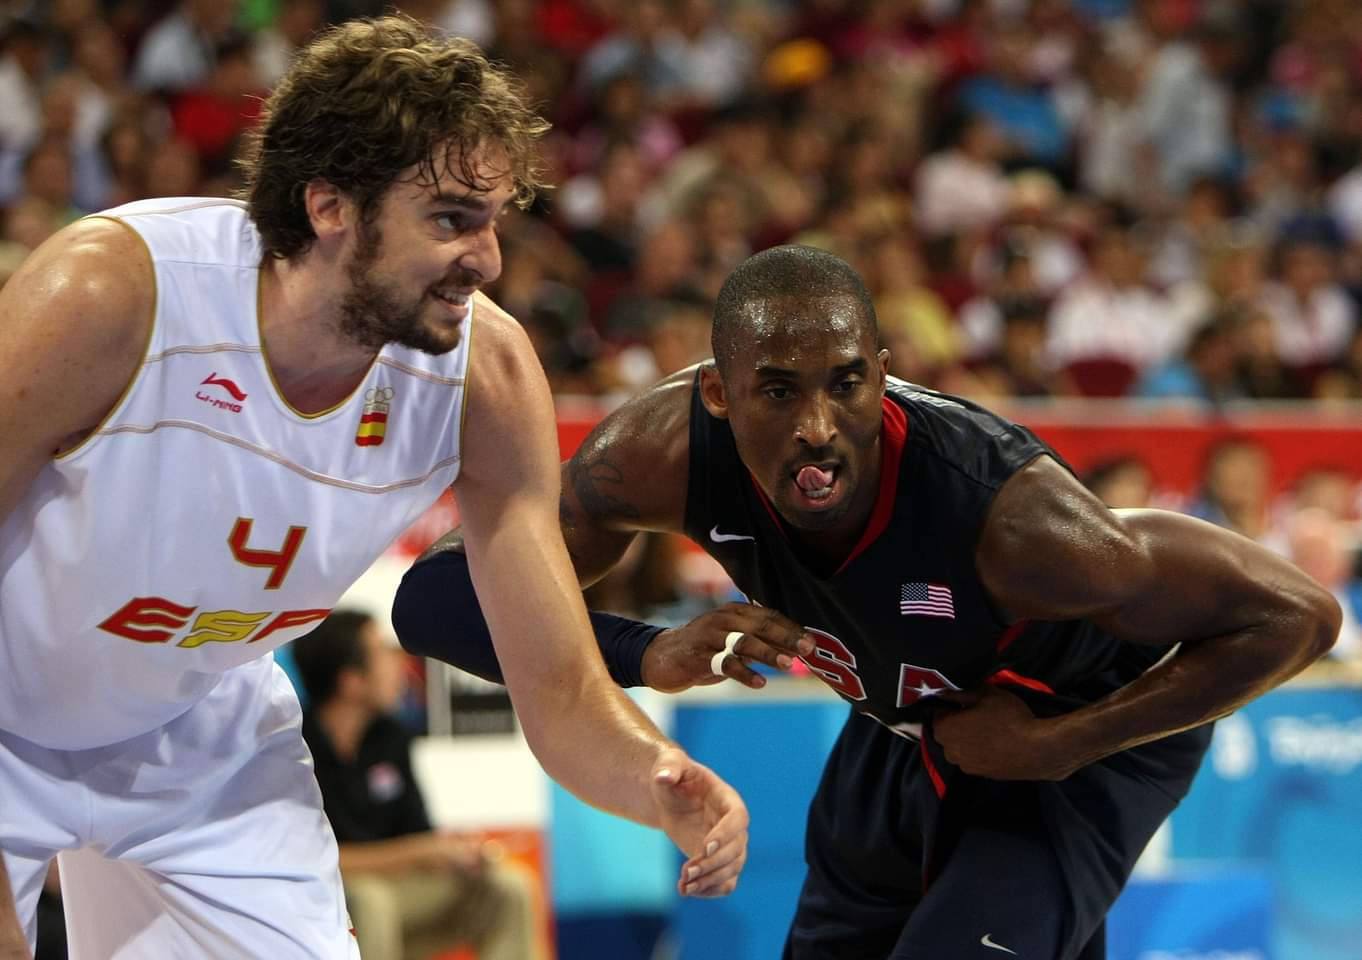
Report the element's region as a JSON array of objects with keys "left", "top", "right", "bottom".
[{"left": 0, "top": 198, "right": 471, "bottom": 749}]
